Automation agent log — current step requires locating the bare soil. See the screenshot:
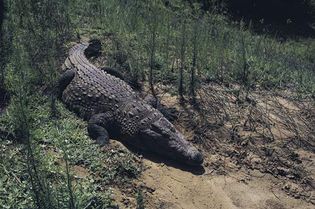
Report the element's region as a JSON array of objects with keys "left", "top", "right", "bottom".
[
  {"left": 102, "top": 83, "right": 315, "bottom": 209},
  {"left": 139, "top": 159, "right": 313, "bottom": 209}
]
